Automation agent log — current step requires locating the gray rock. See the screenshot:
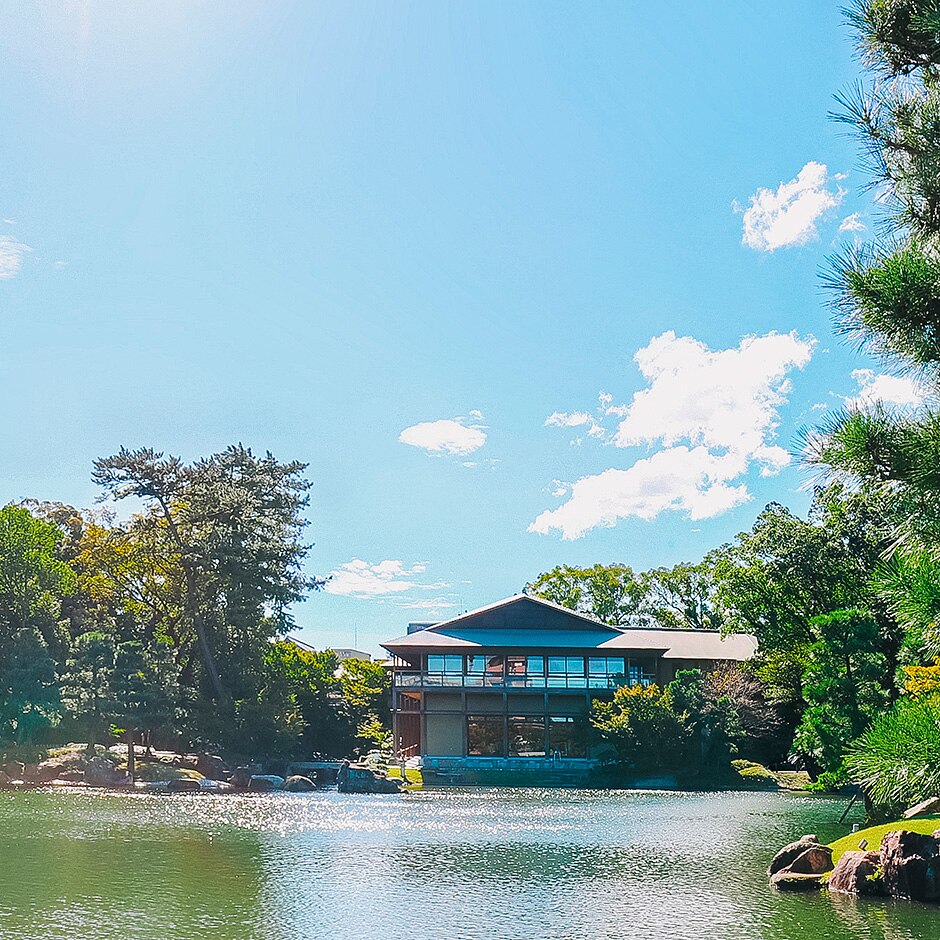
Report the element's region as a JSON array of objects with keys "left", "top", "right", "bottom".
[
  {"left": 166, "top": 778, "right": 201, "bottom": 794},
  {"left": 283, "top": 775, "right": 316, "bottom": 792},
  {"left": 248, "top": 774, "right": 285, "bottom": 793}
]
